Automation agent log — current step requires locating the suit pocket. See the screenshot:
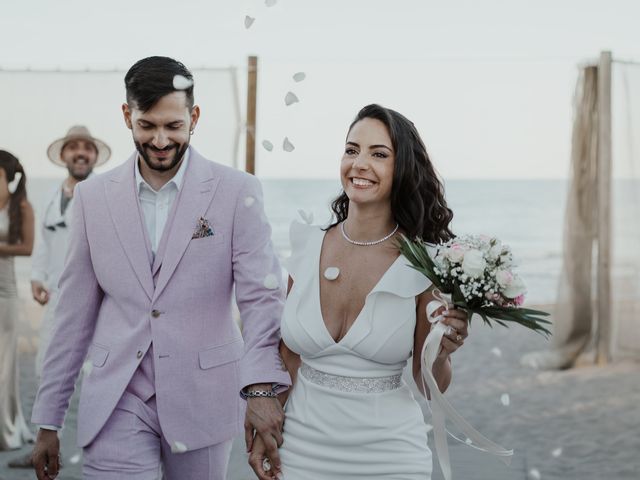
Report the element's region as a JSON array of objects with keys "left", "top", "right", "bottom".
[
  {"left": 198, "top": 339, "right": 244, "bottom": 369},
  {"left": 87, "top": 343, "right": 109, "bottom": 367},
  {"left": 190, "top": 232, "right": 225, "bottom": 246}
]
